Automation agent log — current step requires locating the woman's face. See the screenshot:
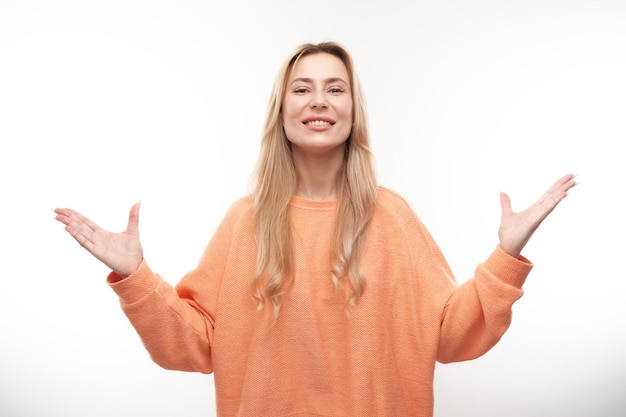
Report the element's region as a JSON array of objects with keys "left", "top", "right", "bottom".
[{"left": 282, "top": 52, "right": 353, "bottom": 158}]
